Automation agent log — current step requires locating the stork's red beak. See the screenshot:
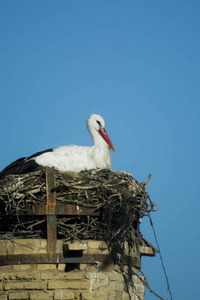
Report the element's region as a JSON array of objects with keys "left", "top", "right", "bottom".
[{"left": 99, "top": 128, "right": 116, "bottom": 153}]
